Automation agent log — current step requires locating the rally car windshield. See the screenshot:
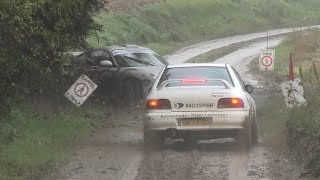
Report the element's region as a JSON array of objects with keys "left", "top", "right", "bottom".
[{"left": 114, "top": 52, "right": 167, "bottom": 67}]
